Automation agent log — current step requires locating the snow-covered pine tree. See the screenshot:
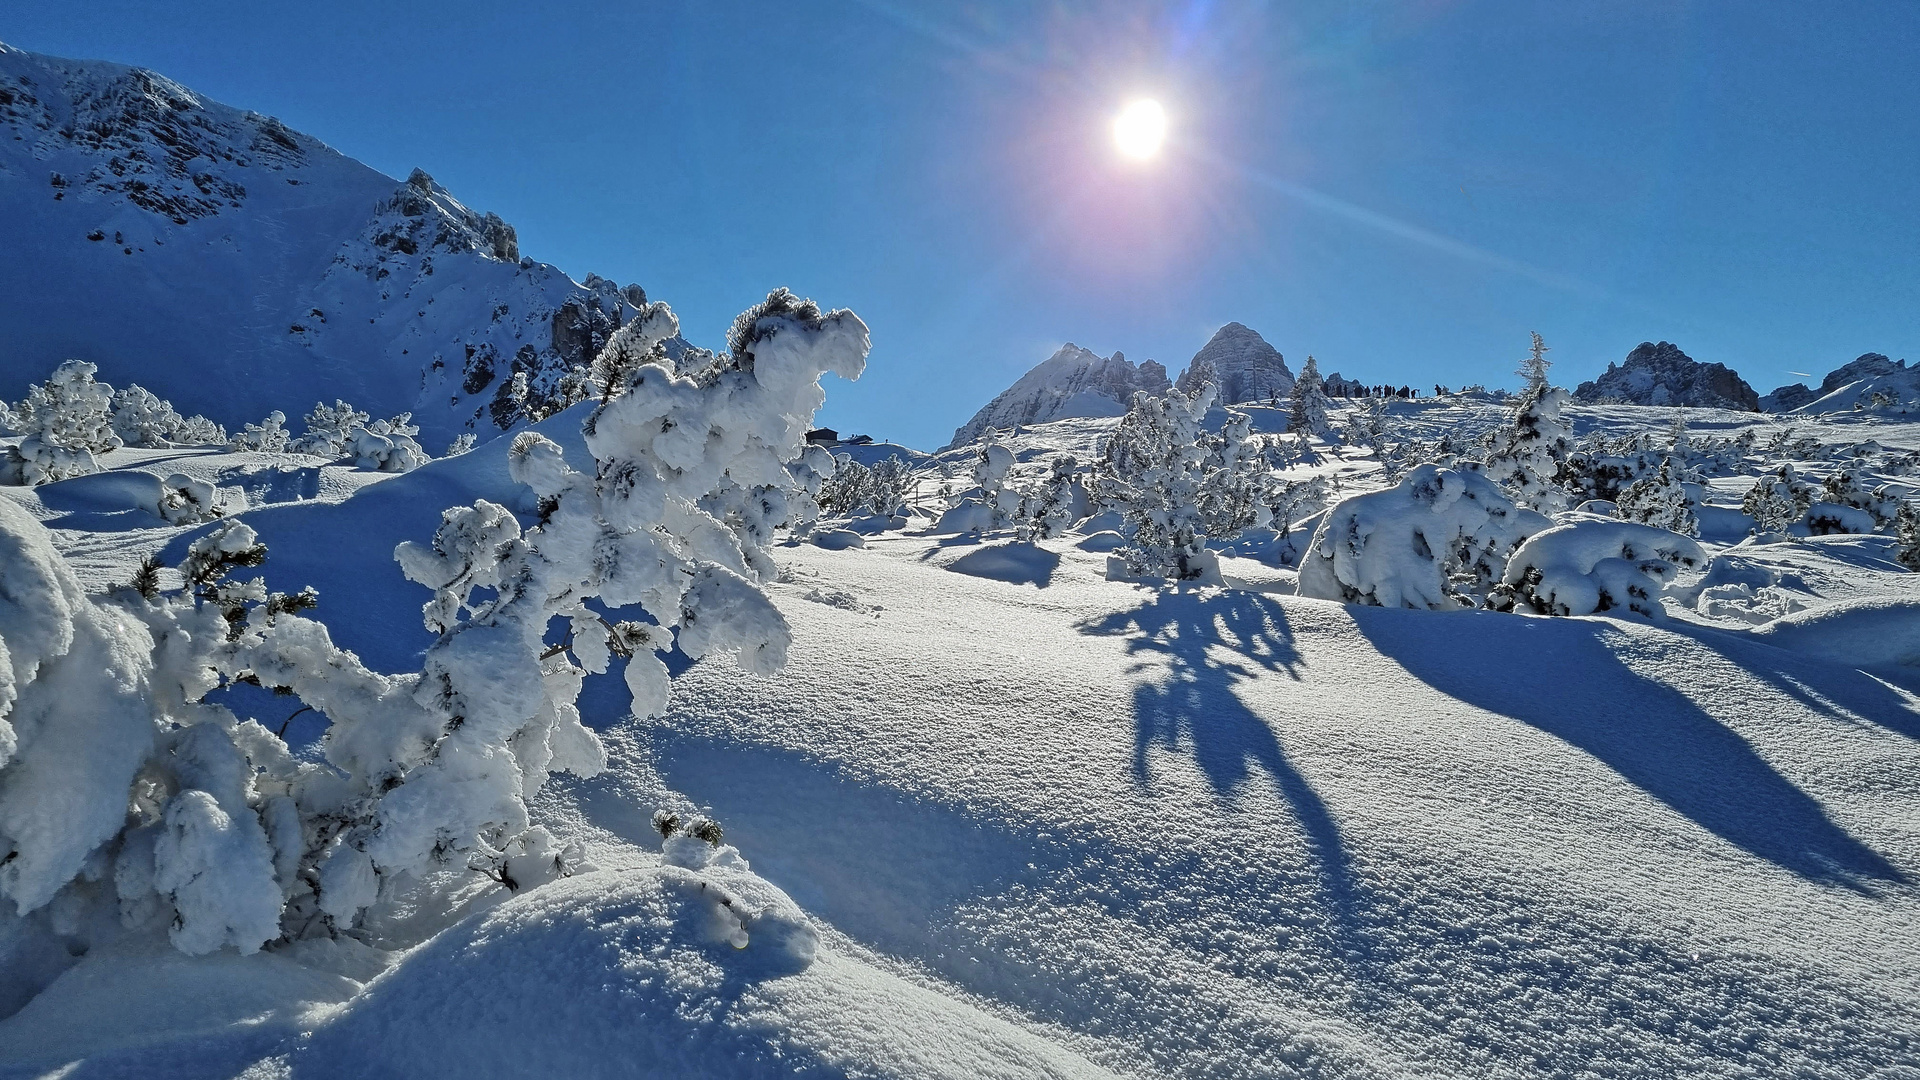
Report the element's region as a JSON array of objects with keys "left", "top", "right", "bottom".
[
  {"left": 0, "top": 289, "right": 868, "bottom": 956},
  {"left": 1741, "top": 464, "right": 1814, "bottom": 533},
  {"left": 229, "top": 411, "right": 291, "bottom": 453},
  {"left": 1095, "top": 384, "right": 1268, "bottom": 581},
  {"left": 1481, "top": 382, "right": 1573, "bottom": 512},
  {"left": 1895, "top": 503, "right": 1920, "bottom": 571},
  {"left": 1616, "top": 457, "right": 1698, "bottom": 536},
  {"left": 816, "top": 455, "right": 876, "bottom": 515},
  {"left": 2, "top": 360, "right": 123, "bottom": 484},
  {"left": 290, "top": 400, "right": 370, "bottom": 458},
  {"left": 444, "top": 432, "right": 477, "bottom": 457},
  {"left": 1288, "top": 355, "right": 1330, "bottom": 436},
  {"left": 1516, "top": 331, "right": 1551, "bottom": 394},
  {"left": 110, "top": 384, "right": 186, "bottom": 448},
  {"left": 1017, "top": 455, "right": 1082, "bottom": 541},
  {"left": 1821, "top": 467, "right": 1899, "bottom": 529},
  {"left": 973, "top": 438, "right": 1021, "bottom": 526},
  {"left": 172, "top": 415, "right": 227, "bottom": 445}
]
